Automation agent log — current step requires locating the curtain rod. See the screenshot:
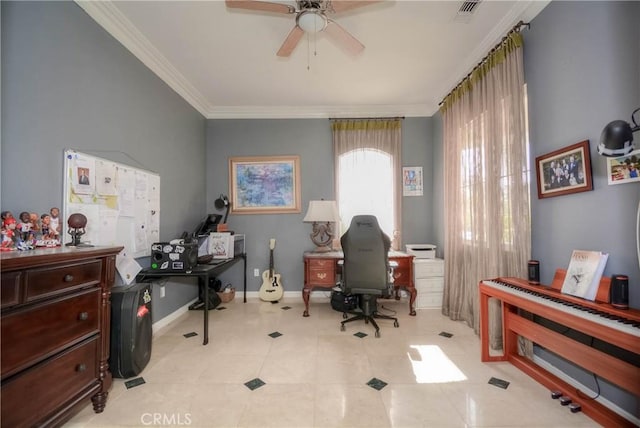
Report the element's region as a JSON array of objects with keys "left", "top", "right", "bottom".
[
  {"left": 438, "top": 20, "right": 530, "bottom": 107},
  {"left": 328, "top": 116, "right": 405, "bottom": 121}
]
